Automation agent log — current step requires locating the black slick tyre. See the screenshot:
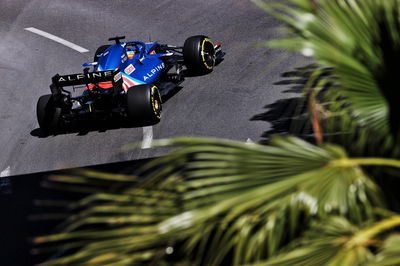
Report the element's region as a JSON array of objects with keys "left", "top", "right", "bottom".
[
  {"left": 37, "top": 94, "right": 62, "bottom": 133},
  {"left": 93, "top": 45, "right": 111, "bottom": 62},
  {"left": 183, "top": 35, "right": 215, "bottom": 74},
  {"left": 126, "top": 84, "right": 162, "bottom": 125}
]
